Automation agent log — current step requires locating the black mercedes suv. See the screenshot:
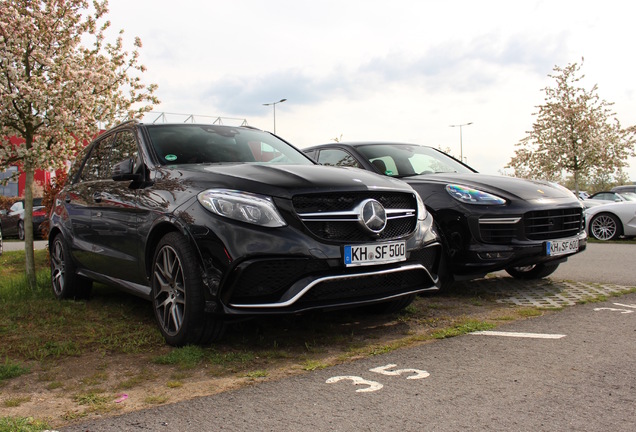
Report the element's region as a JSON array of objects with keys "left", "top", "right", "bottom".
[{"left": 49, "top": 122, "right": 441, "bottom": 346}]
